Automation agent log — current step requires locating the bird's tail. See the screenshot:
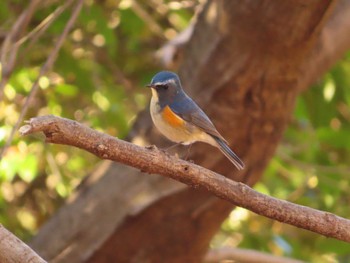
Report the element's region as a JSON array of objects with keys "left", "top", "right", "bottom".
[{"left": 213, "top": 136, "right": 244, "bottom": 170}]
